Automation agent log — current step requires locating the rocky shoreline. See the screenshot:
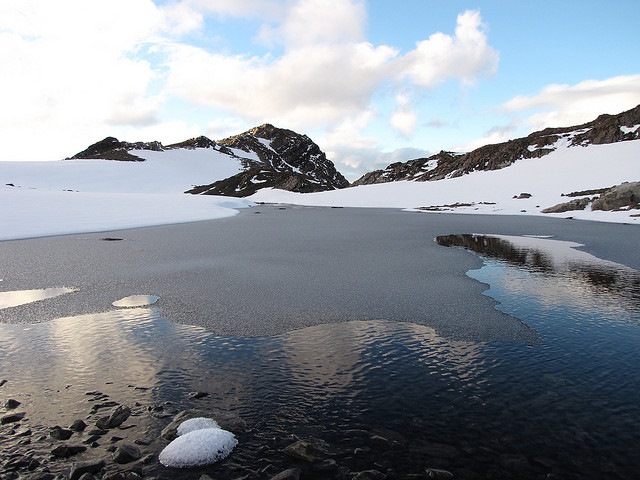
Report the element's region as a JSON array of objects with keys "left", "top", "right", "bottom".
[
  {"left": 0, "top": 374, "right": 577, "bottom": 480},
  {"left": 1, "top": 377, "right": 467, "bottom": 480}
]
